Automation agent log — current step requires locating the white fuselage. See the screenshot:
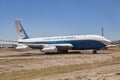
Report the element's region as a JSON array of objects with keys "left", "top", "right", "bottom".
[
  {"left": 17, "top": 35, "right": 111, "bottom": 51},
  {"left": 18, "top": 35, "right": 111, "bottom": 46}
]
